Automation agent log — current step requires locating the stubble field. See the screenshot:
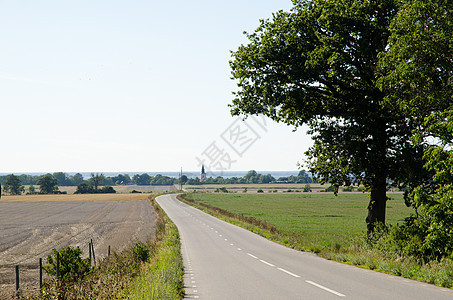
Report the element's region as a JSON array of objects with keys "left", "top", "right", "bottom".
[{"left": 0, "top": 193, "right": 157, "bottom": 298}]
